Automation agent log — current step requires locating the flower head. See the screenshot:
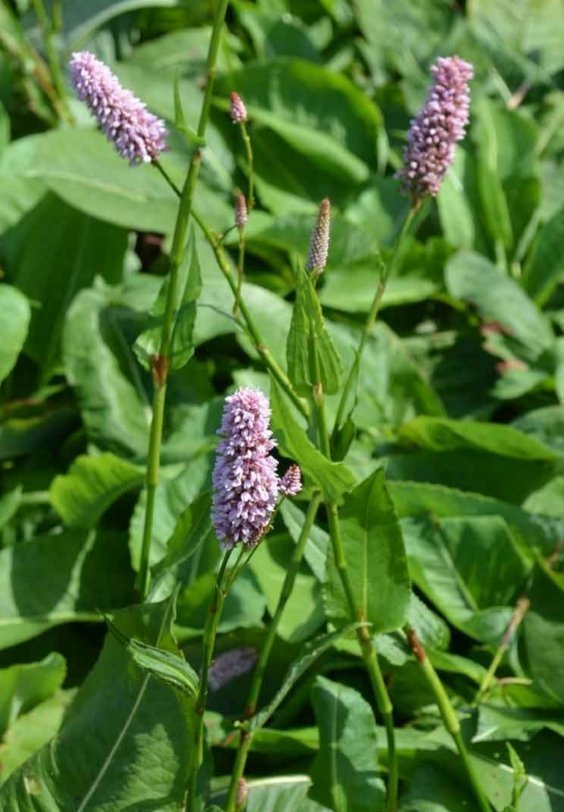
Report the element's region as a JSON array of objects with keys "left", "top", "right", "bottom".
[
  {"left": 208, "top": 647, "right": 257, "bottom": 692},
  {"left": 69, "top": 51, "right": 167, "bottom": 165},
  {"left": 230, "top": 91, "right": 248, "bottom": 124},
  {"left": 397, "top": 56, "right": 473, "bottom": 200},
  {"left": 279, "top": 464, "right": 302, "bottom": 497},
  {"left": 235, "top": 193, "right": 248, "bottom": 229},
  {"left": 306, "top": 198, "right": 331, "bottom": 275},
  {"left": 212, "top": 388, "right": 279, "bottom": 549}
]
